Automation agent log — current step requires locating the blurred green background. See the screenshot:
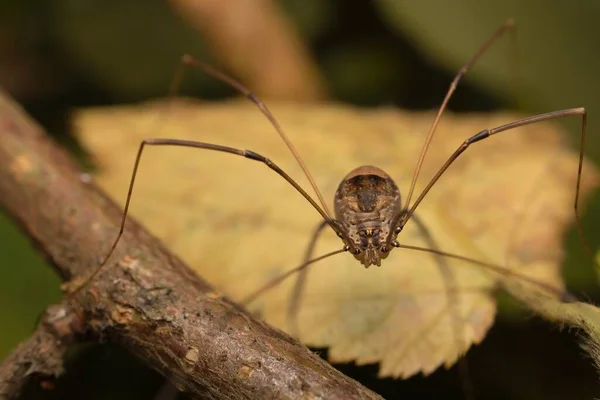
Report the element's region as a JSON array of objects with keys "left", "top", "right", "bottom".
[{"left": 1, "top": 1, "right": 599, "bottom": 399}]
